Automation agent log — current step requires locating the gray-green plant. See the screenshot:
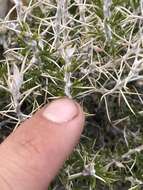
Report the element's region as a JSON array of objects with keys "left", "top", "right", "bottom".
[{"left": 0, "top": 0, "right": 143, "bottom": 189}]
